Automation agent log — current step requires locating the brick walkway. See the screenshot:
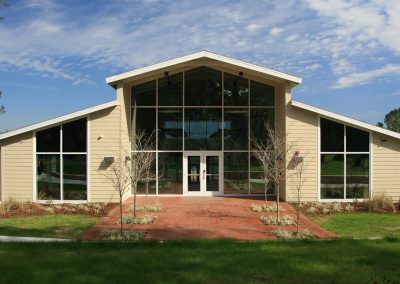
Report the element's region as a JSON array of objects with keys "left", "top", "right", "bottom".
[{"left": 81, "top": 196, "right": 336, "bottom": 240}]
